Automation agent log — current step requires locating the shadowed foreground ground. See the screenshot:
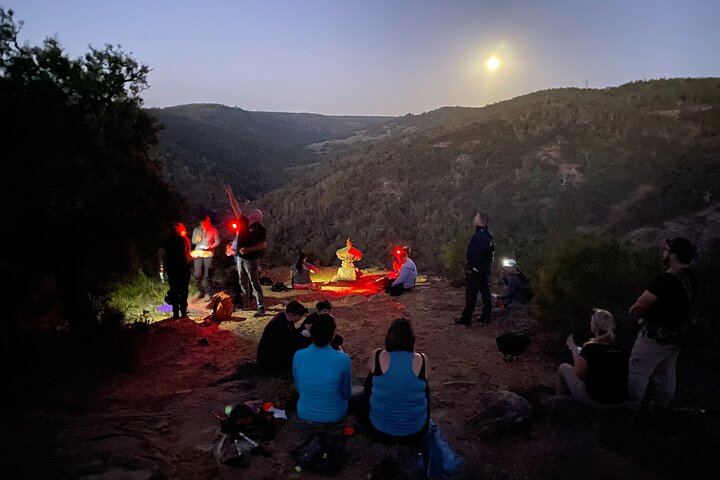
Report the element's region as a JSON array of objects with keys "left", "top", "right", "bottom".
[{"left": 1, "top": 272, "right": 718, "bottom": 479}]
